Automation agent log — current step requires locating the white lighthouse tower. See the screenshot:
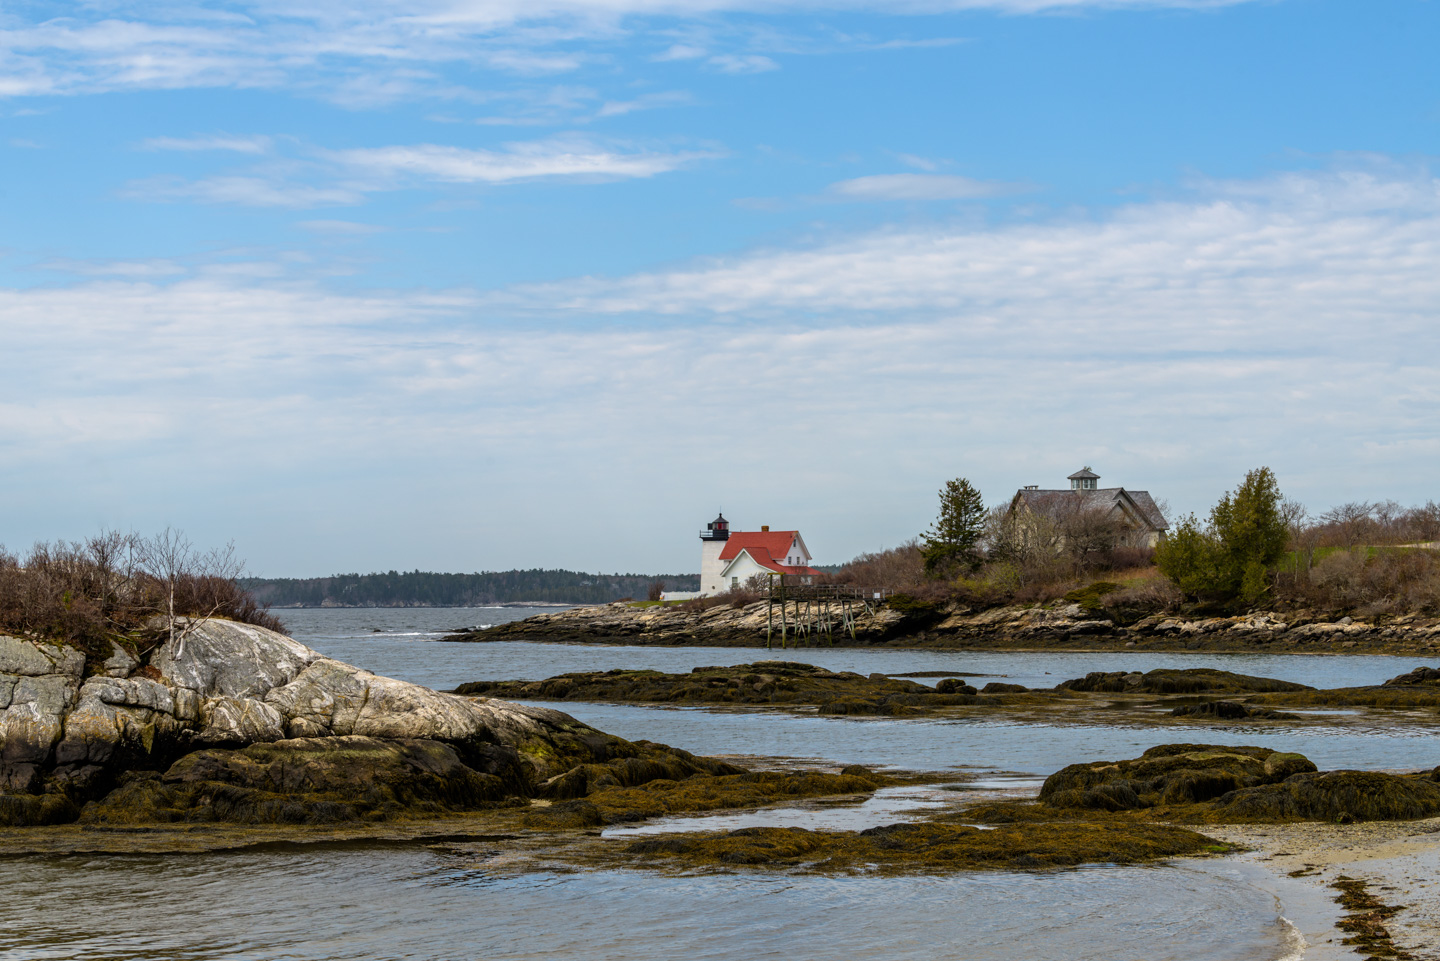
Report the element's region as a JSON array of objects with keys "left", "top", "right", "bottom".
[{"left": 699, "top": 513, "right": 730, "bottom": 595}]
